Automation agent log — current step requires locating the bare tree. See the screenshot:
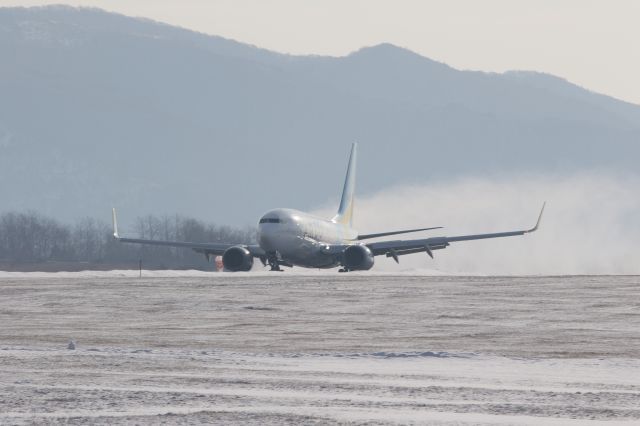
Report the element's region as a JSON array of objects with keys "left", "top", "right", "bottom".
[{"left": 0, "top": 210, "right": 255, "bottom": 270}]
